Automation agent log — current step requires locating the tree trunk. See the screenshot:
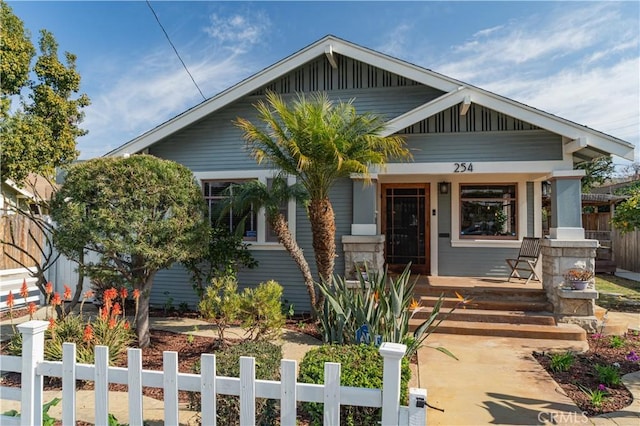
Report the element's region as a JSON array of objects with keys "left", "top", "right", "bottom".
[
  {"left": 135, "top": 271, "right": 156, "bottom": 348},
  {"left": 271, "top": 214, "right": 317, "bottom": 314},
  {"left": 307, "top": 197, "right": 336, "bottom": 309}
]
